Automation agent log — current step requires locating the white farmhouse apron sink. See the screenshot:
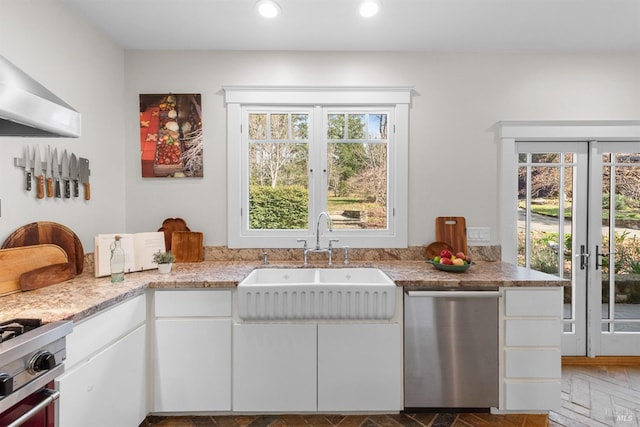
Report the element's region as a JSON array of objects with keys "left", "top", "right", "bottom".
[{"left": 237, "top": 268, "right": 397, "bottom": 321}]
